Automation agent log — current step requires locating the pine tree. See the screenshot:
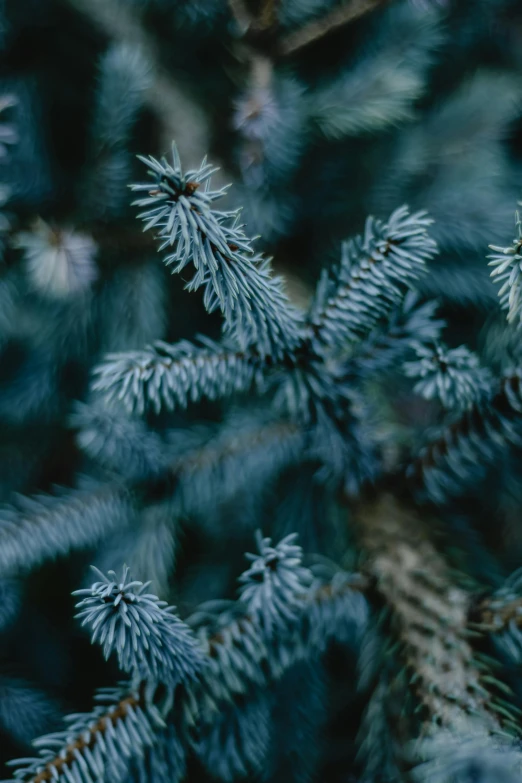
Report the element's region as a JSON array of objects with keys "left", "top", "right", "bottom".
[{"left": 2, "top": 1, "right": 522, "bottom": 782}]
